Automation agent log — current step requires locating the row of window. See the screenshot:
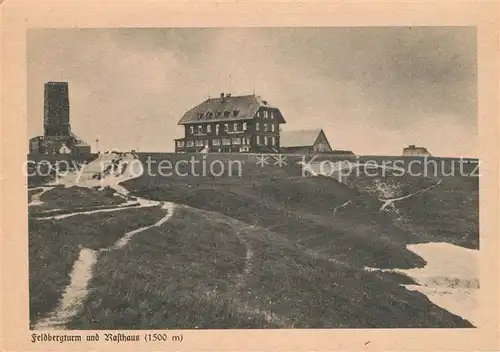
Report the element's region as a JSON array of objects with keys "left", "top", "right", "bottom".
[
  {"left": 189, "top": 122, "right": 277, "bottom": 135},
  {"left": 177, "top": 136, "right": 278, "bottom": 148},
  {"left": 190, "top": 122, "right": 247, "bottom": 135},
  {"left": 214, "top": 147, "right": 251, "bottom": 152},
  {"left": 196, "top": 109, "right": 276, "bottom": 120},
  {"left": 257, "top": 110, "right": 274, "bottom": 119},
  {"left": 256, "top": 136, "right": 276, "bottom": 146},
  {"left": 213, "top": 138, "right": 252, "bottom": 146},
  {"left": 197, "top": 109, "right": 240, "bottom": 120},
  {"left": 255, "top": 122, "right": 276, "bottom": 132}
]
